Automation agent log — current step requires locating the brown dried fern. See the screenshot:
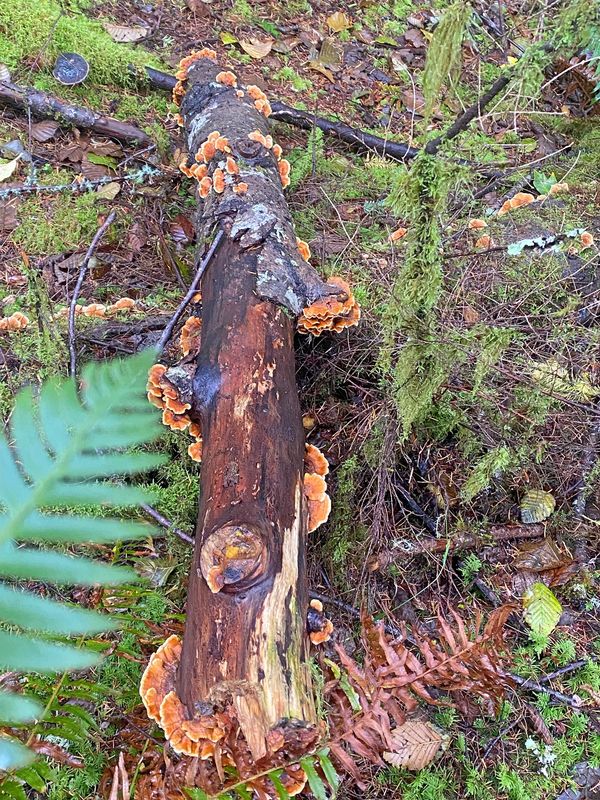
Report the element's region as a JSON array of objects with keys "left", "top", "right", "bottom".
[{"left": 326, "top": 605, "right": 516, "bottom": 781}]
